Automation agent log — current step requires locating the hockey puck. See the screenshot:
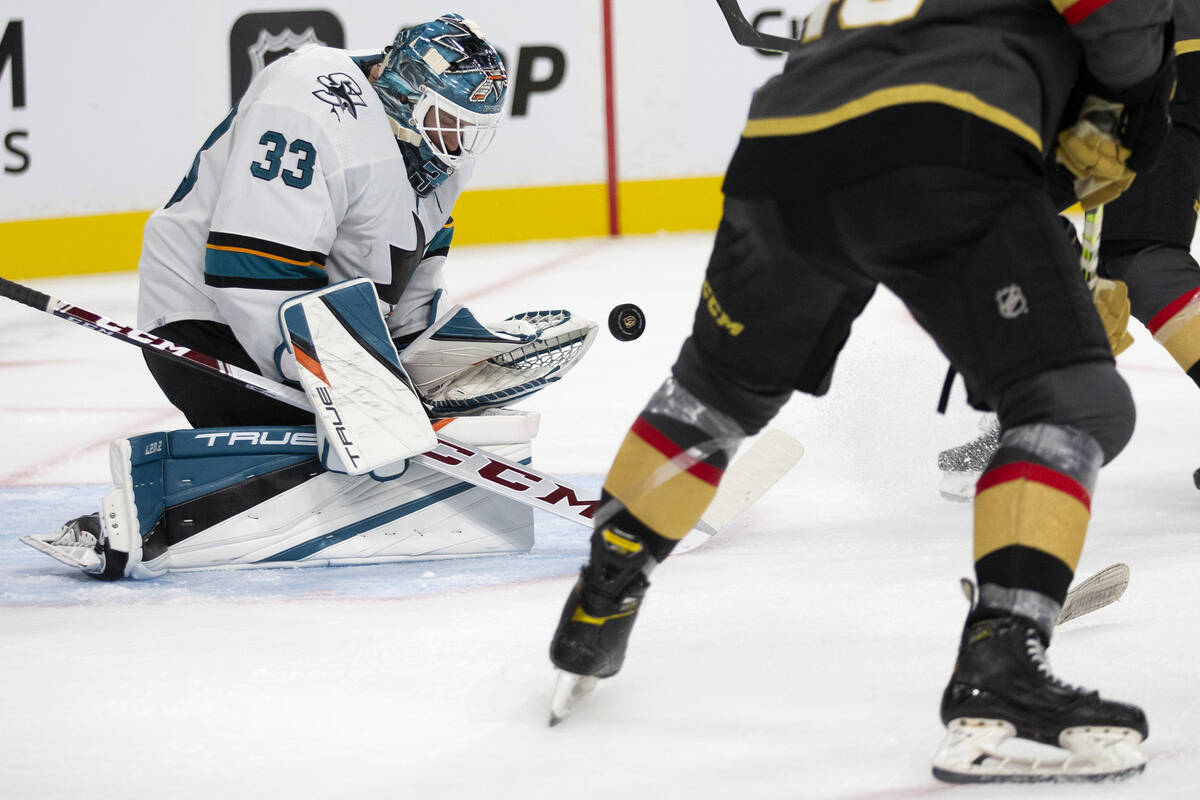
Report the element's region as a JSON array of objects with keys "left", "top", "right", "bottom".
[{"left": 608, "top": 303, "right": 646, "bottom": 341}]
